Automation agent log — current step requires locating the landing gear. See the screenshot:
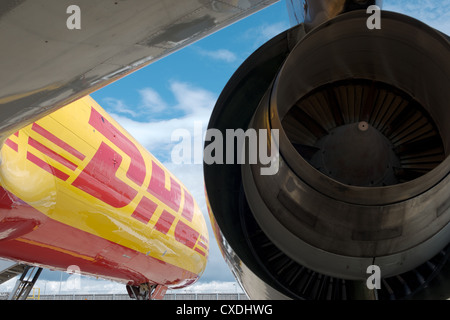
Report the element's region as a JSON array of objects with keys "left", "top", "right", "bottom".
[
  {"left": 126, "top": 283, "right": 167, "bottom": 300},
  {"left": 8, "top": 266, "right": 43, "bottom": 300}
]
